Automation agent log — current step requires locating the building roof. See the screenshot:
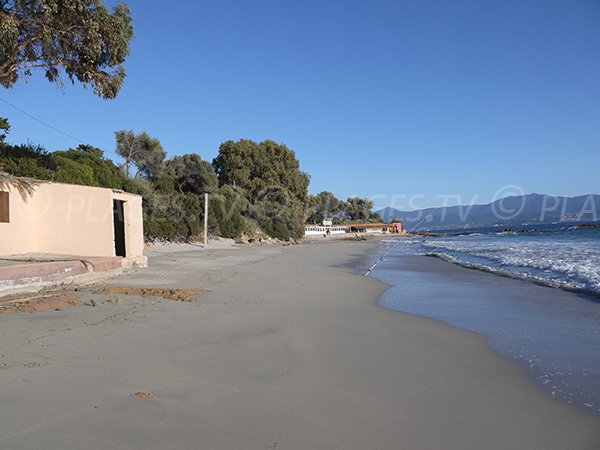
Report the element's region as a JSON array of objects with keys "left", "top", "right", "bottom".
[
  {"left": 347, "top": 223, "right": 389, "bottom": 228},
  {"left": 304, "top": 224, "right": 348, "bottom": 227}
]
